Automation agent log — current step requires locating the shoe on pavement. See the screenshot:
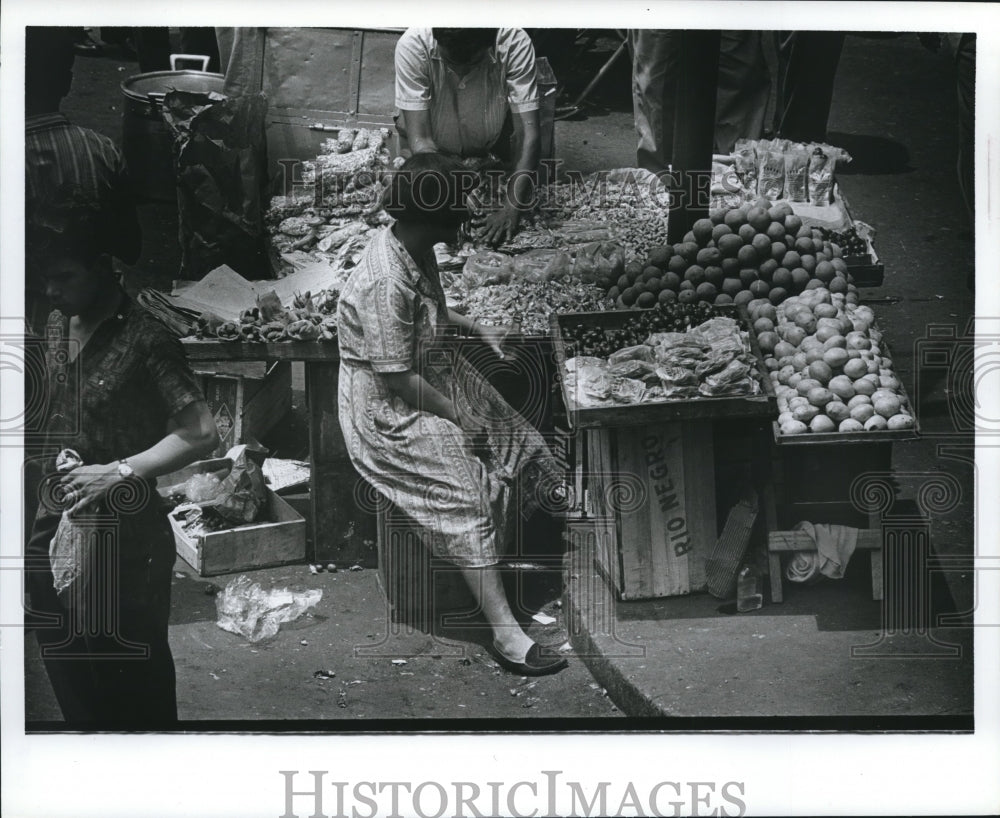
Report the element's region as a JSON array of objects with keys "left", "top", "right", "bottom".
[{"left": 490, "top": 641, "right": 568, "bottom": 677}]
